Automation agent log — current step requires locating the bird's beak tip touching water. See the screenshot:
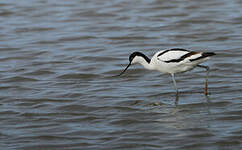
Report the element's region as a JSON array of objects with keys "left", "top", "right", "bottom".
[{"left": 117, "top": 63, "right": 131, "bottom": 76}]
